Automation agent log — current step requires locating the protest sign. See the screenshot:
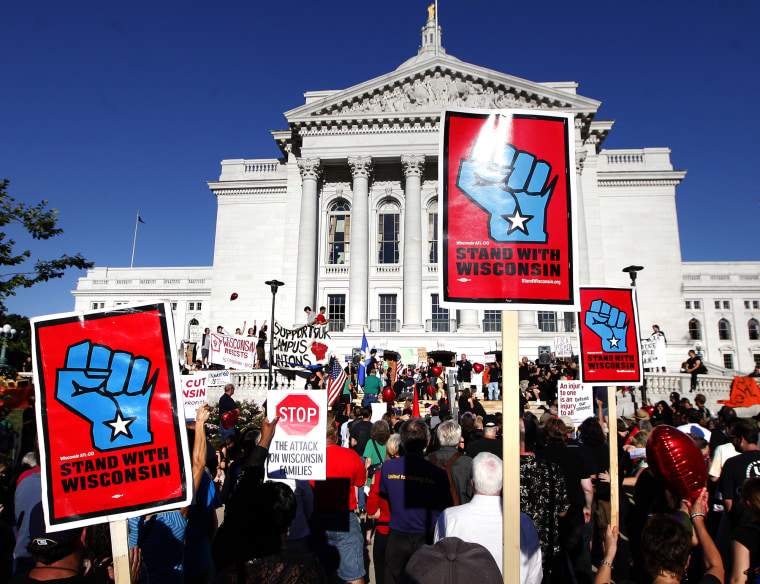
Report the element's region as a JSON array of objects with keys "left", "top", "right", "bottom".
[
  {"left": 641, "top": 336, "right": 667, "bottom": 369},
  {"left": 484, "top": 353, "right": 496, "bottom": 364},
  {"left": 418, "top": 348, "right": 428, "bottom": 363},
  {"left": 181, "top": 373, "right": 208, "bottom": 421},
  {"left": 399, "top": 348, "right": 417, "bottom": 366},
  {"left": 554, "top": 336, "right": 573, "bottom": 358},
  {"left": 558, "top": 380, "right": 593, "bottom": 426},
  {"left": 31, "top": 302, "right": 192, "bottom": 531},
  {"left": 266, "top": 390, "right": 327, "bottom": 480},
  {"left": 578, "top": 287, "right": 643, "bottom": 384},
  {"left": 207, "top": 369, "right": 231, "bottom": 387},
  {"left": 272, "top": 321, "right": 332, "bottom": 370},
  {"left": 439, "top": 108, "right": 579, "bottom": 310},
  {"left": 371, "top": 403, "right": 387, "bottom": 422},
  {"left": 210, "top": 332, "right": 256, "bottom": 370}
]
